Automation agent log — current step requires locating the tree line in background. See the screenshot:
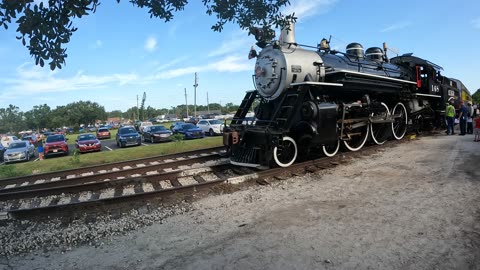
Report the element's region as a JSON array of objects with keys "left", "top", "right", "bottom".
[{"left": 0, "top": 101, "right": 240, "bottom": 134}]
